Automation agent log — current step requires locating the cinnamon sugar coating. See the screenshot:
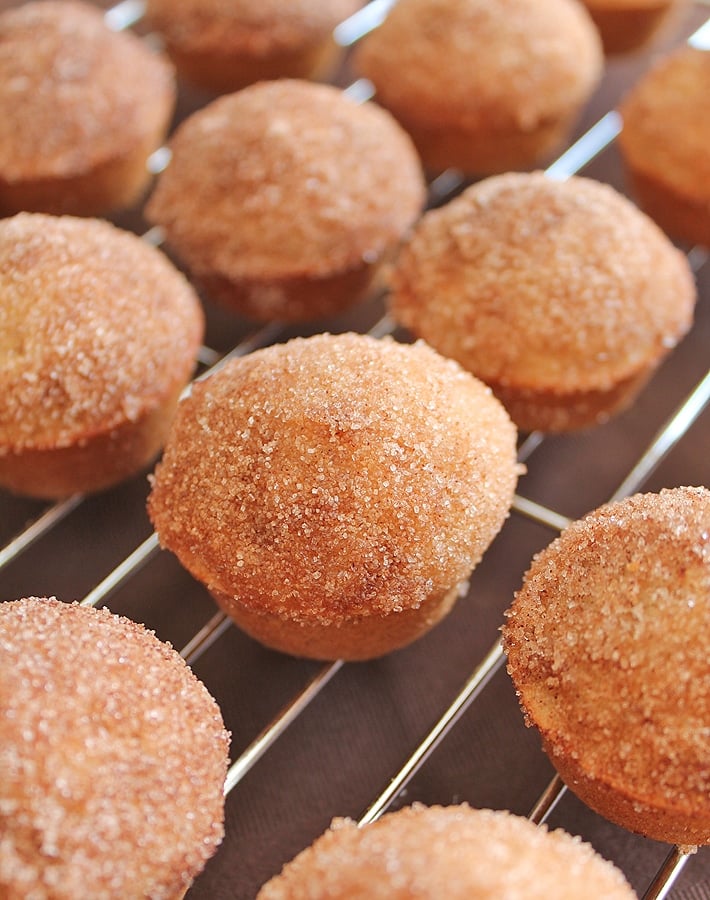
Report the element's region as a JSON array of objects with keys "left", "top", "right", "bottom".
[
  {"left": 146, "top": 80, "right": 426, "bottom": 322},
  {"left": 0, "top": 597, "right": 230, "bottom": 900},
  {"left": 353, "top": 0, "right": 602, "bottom": 175},
  {"left": 258, "top": 804, "right": 635, "bottom": 899},
  {"left": 0, "top": 213, "right": 204, "bottom": 498},
  {"left": 148, "top": 333, "right": 520, "bottom": 660},
  {"left": 503, "top": 487, "right": 710, "bottom": 845},
  {"left": 389, "top": 172, "right": 696, "bottom": 432},
  {"left": 144, "top": 0, "right": 362, "bottom": 92},
  {"left": 0, "top": 0, "right": 175, "bottom": 217},
  {"left": 618, "top": 46, "right": 710, "bottom": 248}
]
